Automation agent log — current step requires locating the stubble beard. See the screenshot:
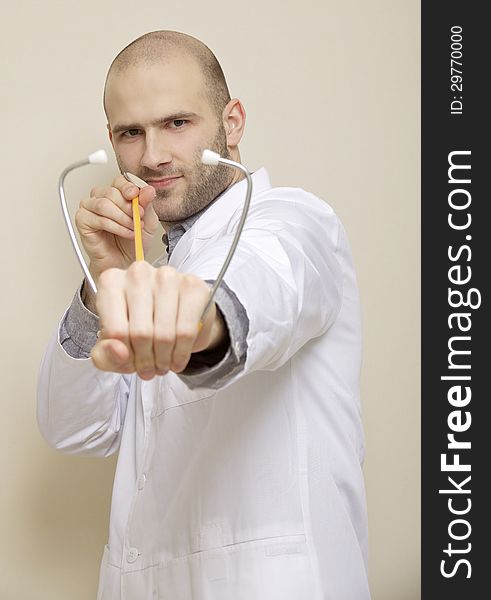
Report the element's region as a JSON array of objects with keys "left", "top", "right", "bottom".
[{"left": 147, "top": 126, "right": 232, "bottom": 223}]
